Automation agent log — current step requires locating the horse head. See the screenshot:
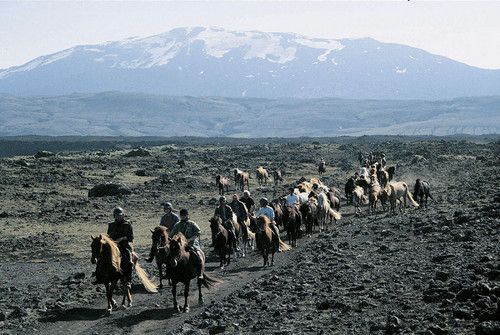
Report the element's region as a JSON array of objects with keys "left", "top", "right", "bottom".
[
  {"left": 149, "top": 226, "right": 169, "bottom": 260},
  {"left": 90, "top": 234, "right": 103, "bottom": 264},
  {"left": 168, "top": 233, "right": 188, "bottom": 268}
]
